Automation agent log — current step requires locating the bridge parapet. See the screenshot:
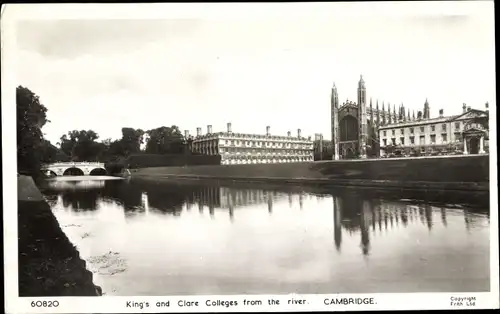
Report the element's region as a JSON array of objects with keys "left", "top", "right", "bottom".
[
  {"left": 42, "top": 162, "right": 105, "bottom": 168},
  {"left": 41, "top": 162, "right": 107, "bottom": 176}
]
